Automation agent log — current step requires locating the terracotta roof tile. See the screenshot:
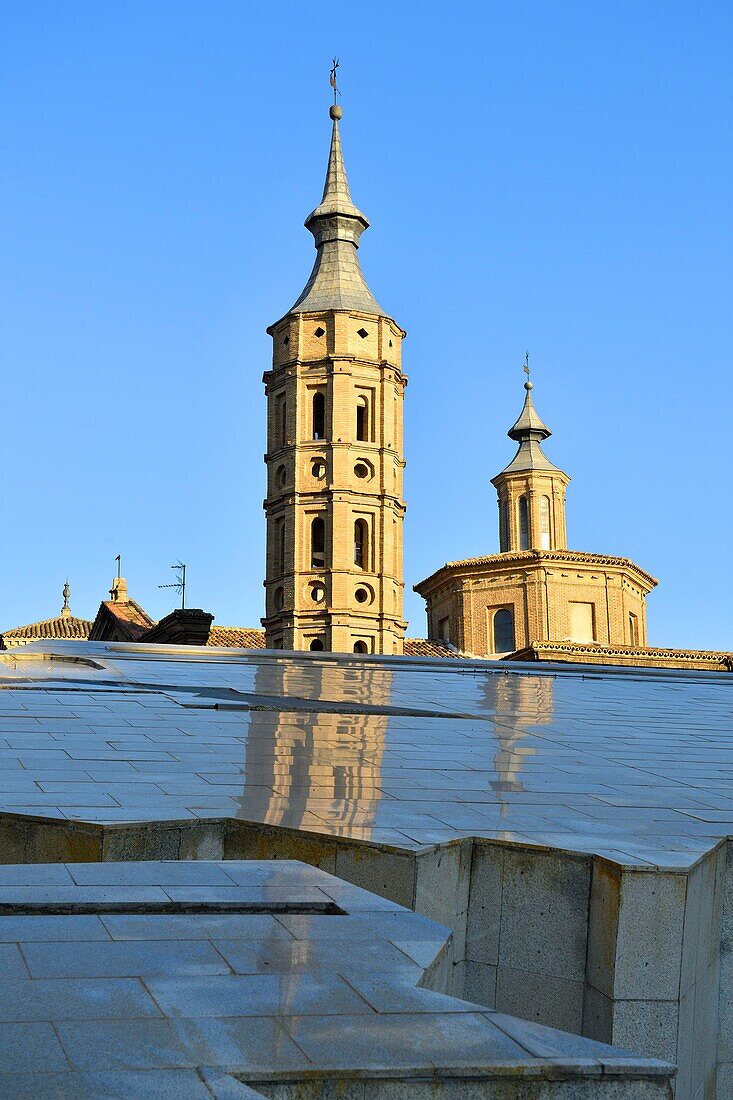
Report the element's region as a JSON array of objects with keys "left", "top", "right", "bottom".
[
  {"left": 207, "top": 627, "right": 267, "bottom": 648},
  {"left": 403, "top": 638, "right": 464, "bottom": 658},
  {"left": 1, "top": 615, "right": 92, "bottom": 647}
]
